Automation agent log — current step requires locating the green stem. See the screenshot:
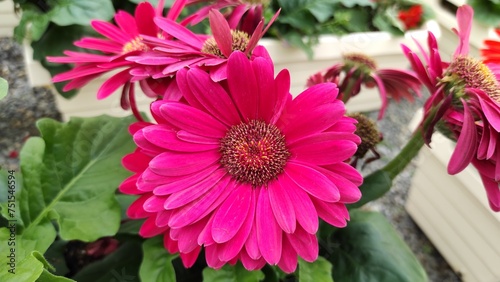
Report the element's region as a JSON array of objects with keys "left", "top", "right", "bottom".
[
  {"left": 381, "top": 129, "right": 425, "bottom": 180},
  {"left": 342, "top": 77, "right": 358, "bottom": 104}
]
